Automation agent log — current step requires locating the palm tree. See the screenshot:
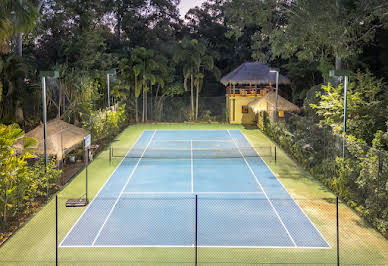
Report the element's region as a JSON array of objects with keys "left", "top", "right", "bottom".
[
  {"left": 0, "top": 0, "right": 40, "bottom": 55},
  {"left": 150, "top": 55, "right": 169, "bottom": 120},
  {"left": 131, "top": 47, "right": 159, "bottom": 123},
  {"left": 194, "top": 54, "right": 222, "bottom": 120},
  {"left": 174, "top": 38, "right": 204, "bottom": 120},
  {"left": 0, "top": 54, "right": 30, "bottom": 122},
  {"left": 118, "top": 57, "right": 138, "bottom": 121},
  {"left": 174, "top": 38, "right": 221, "bottom": 120}
]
